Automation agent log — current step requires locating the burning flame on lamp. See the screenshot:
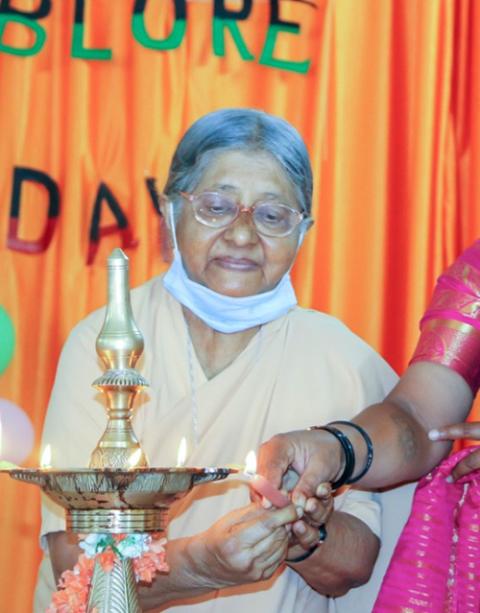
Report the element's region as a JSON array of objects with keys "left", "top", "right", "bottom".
[
  {"left": 40, "top": 444, "right": 52, "bottom": 469},
  {"left": 243, "top": 449, "right": 290, "bottom": 508},
  {"left": 176, "top": 437, "right": 187, "bottom": 467}
]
